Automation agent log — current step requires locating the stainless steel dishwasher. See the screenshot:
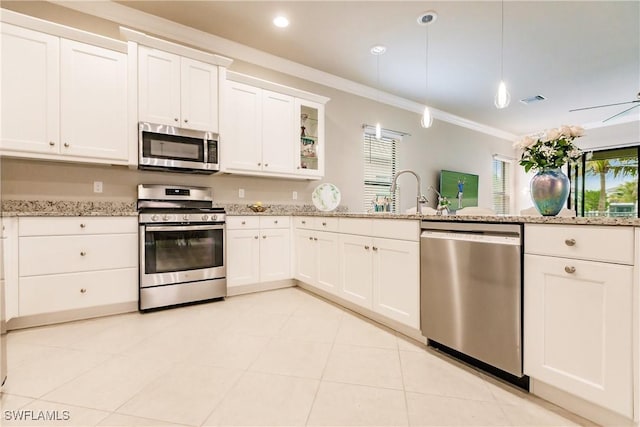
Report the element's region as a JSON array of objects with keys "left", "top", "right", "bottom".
[{"left": 420, "top": 221, "right": 525, "bottom": 384}]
